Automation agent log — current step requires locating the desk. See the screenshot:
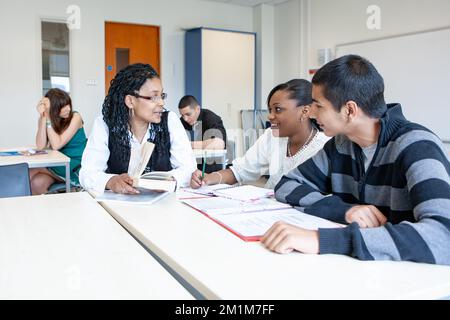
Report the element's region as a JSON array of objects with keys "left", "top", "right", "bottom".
[
  {"left": 100, "top": 192, "right": 450, "bottom": 299},
  {"left": 0, "top": 147, "right": 71, "bottom": 192},
  {"left": 0, "top": 192, "right": 193, "bottom": 299},
  {"left": 193, "top": 149, "right": 227, "bottom": 170}
]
